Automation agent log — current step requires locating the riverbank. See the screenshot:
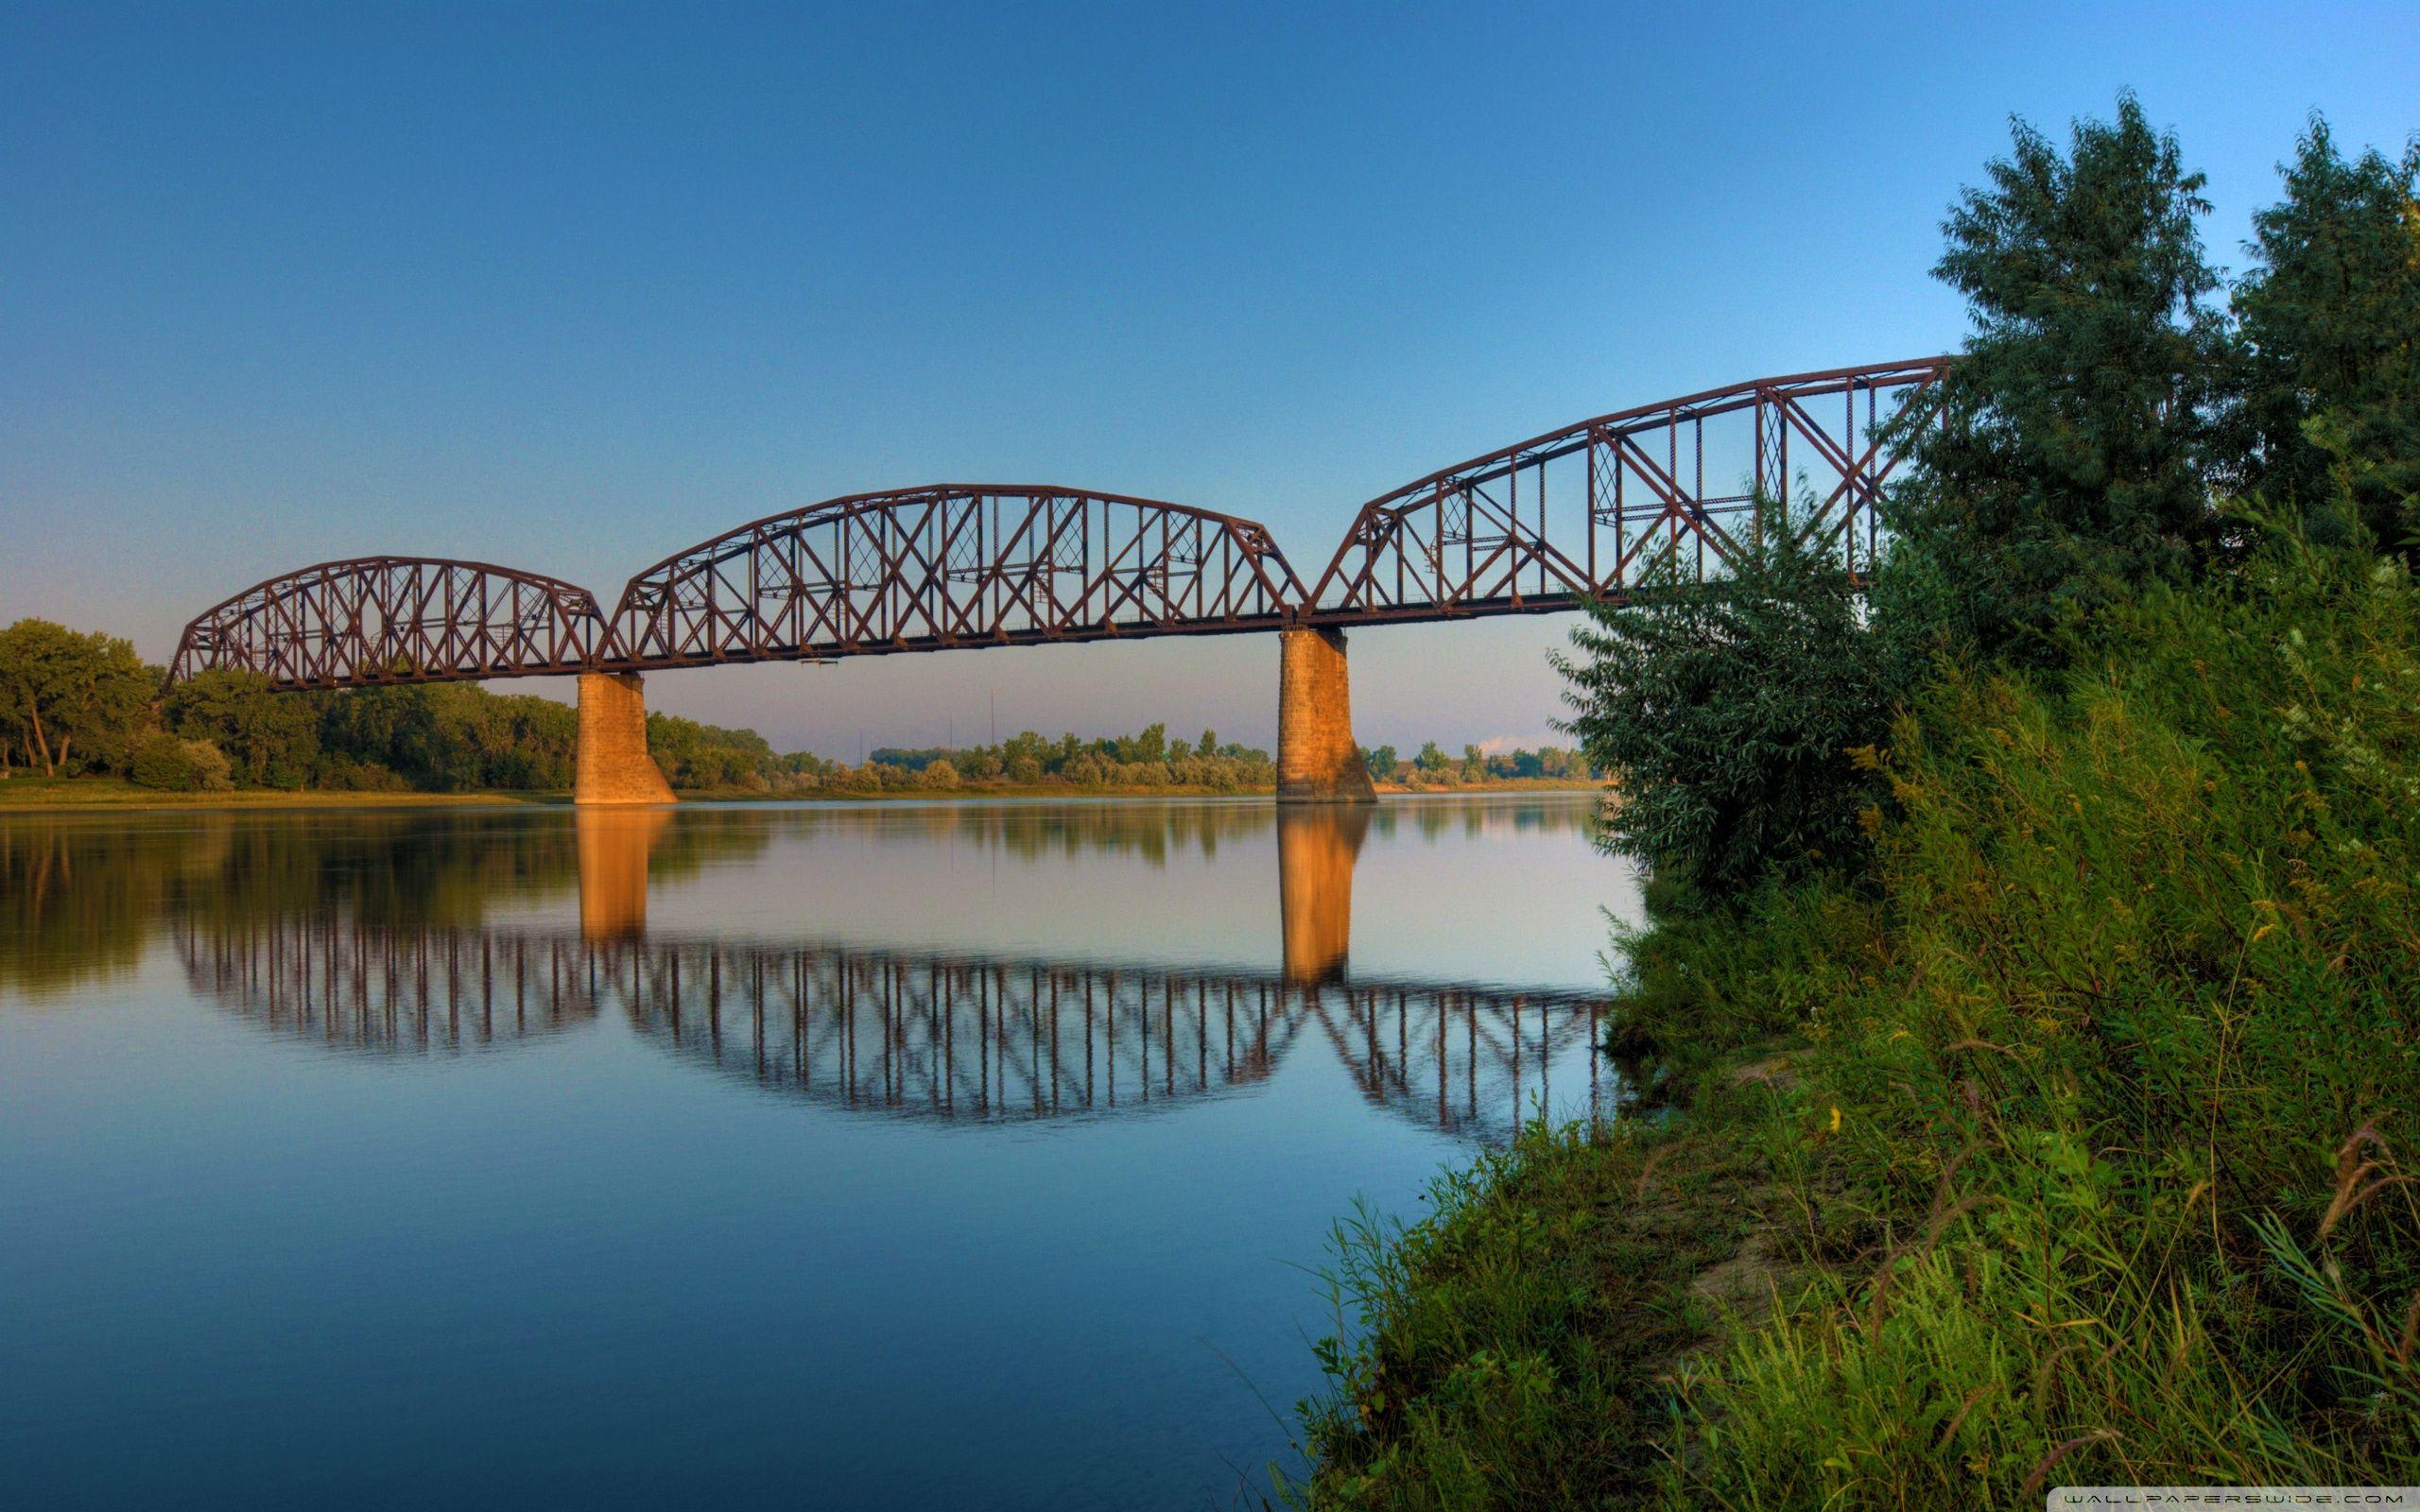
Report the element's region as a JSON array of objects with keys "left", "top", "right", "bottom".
[
  {"left": 0, "top": 777, "right": 551, "bottom": 812},
  {"left": 0, "top": 774, "right": 1605, "bottom": 812},
  {"left": 1292, "top": 543, "right": 2420, "bottom": 1504}
]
